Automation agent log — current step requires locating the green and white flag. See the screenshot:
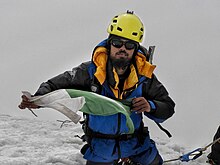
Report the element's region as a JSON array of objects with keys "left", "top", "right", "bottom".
[{"left": 22, "top": 89, "right": 134, "bottom": 134}]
